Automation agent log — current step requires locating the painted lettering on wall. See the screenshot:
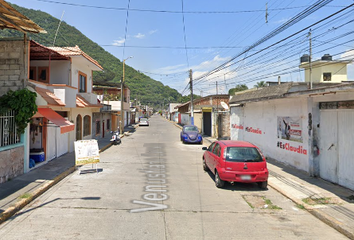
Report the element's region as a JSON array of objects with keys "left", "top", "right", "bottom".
[
  {"left": 277, "top": 141, "right": 307, "bottom": 155},
  {"left": 231, "top": 124, "right": 244, "bottom": 130},
  {"left": 245, "top": 127, "right": 262, "bottom": 134}
]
